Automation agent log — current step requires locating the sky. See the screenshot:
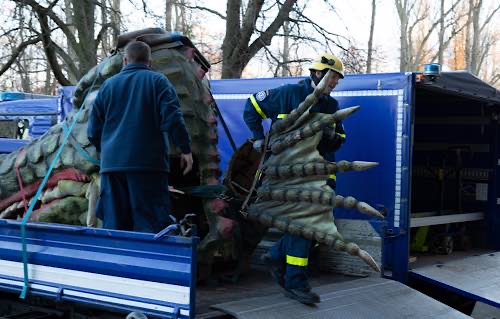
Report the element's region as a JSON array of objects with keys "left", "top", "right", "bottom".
[{"left": 120, "top": 0, "right": 404, "bottom": 76}]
